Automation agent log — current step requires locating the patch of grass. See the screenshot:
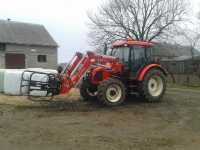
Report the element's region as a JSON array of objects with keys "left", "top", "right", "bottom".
[
  {"left": 167, "top": 83, "right": 200, "bottom": 90},
  {"left": 185, "top": 107, "right": 200, "bottom": 132},
  {"left": 137, "top": 137, "right": 177, "bottom": 150}
]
